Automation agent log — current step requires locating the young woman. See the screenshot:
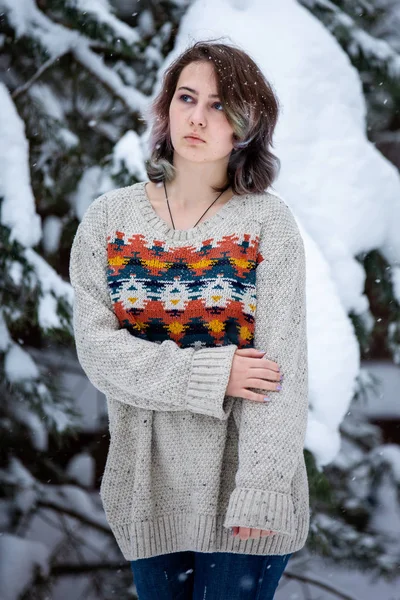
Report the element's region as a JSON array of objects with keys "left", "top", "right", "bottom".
[{"left": 70, "top": 40, "right": 309, "bottom": 599}]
